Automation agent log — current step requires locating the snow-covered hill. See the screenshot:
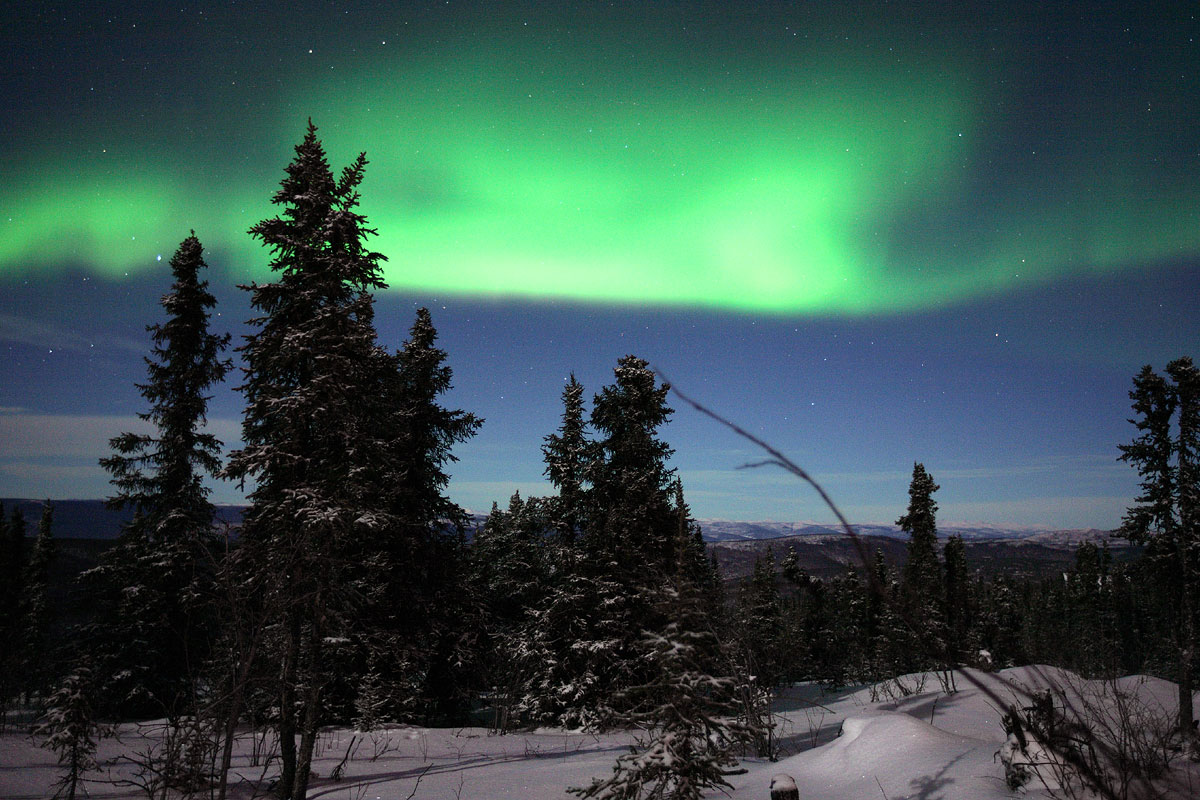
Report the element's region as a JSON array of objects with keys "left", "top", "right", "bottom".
[{"left": 3, "top": 666, "right": 1194, "bottom": 799}]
